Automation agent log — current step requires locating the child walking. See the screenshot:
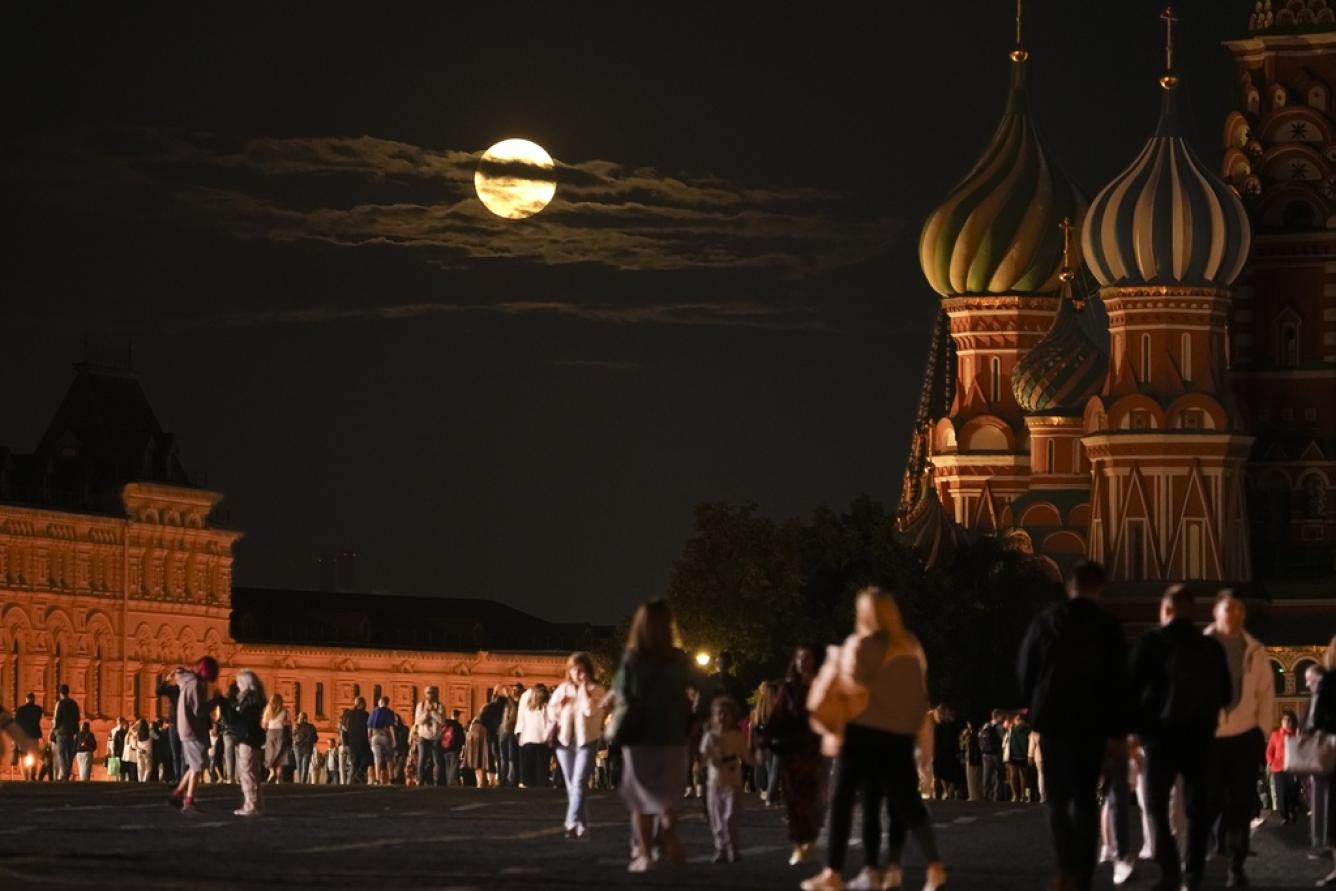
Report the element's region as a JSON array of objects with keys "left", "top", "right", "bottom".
[
  {"left": 224, "top": 670, "right": 266, "bottom": 816},
  {"left": 700, "top": 697, "right": 749, "bottom": 863},
  {"left": 168, "top": 656, "right": 220, "bottom": 813}
]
